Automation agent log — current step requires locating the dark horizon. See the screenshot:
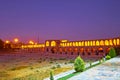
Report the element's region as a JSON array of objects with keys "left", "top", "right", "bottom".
[{"left": 0, "top": 0, "right": 120, "bottom": 43}]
